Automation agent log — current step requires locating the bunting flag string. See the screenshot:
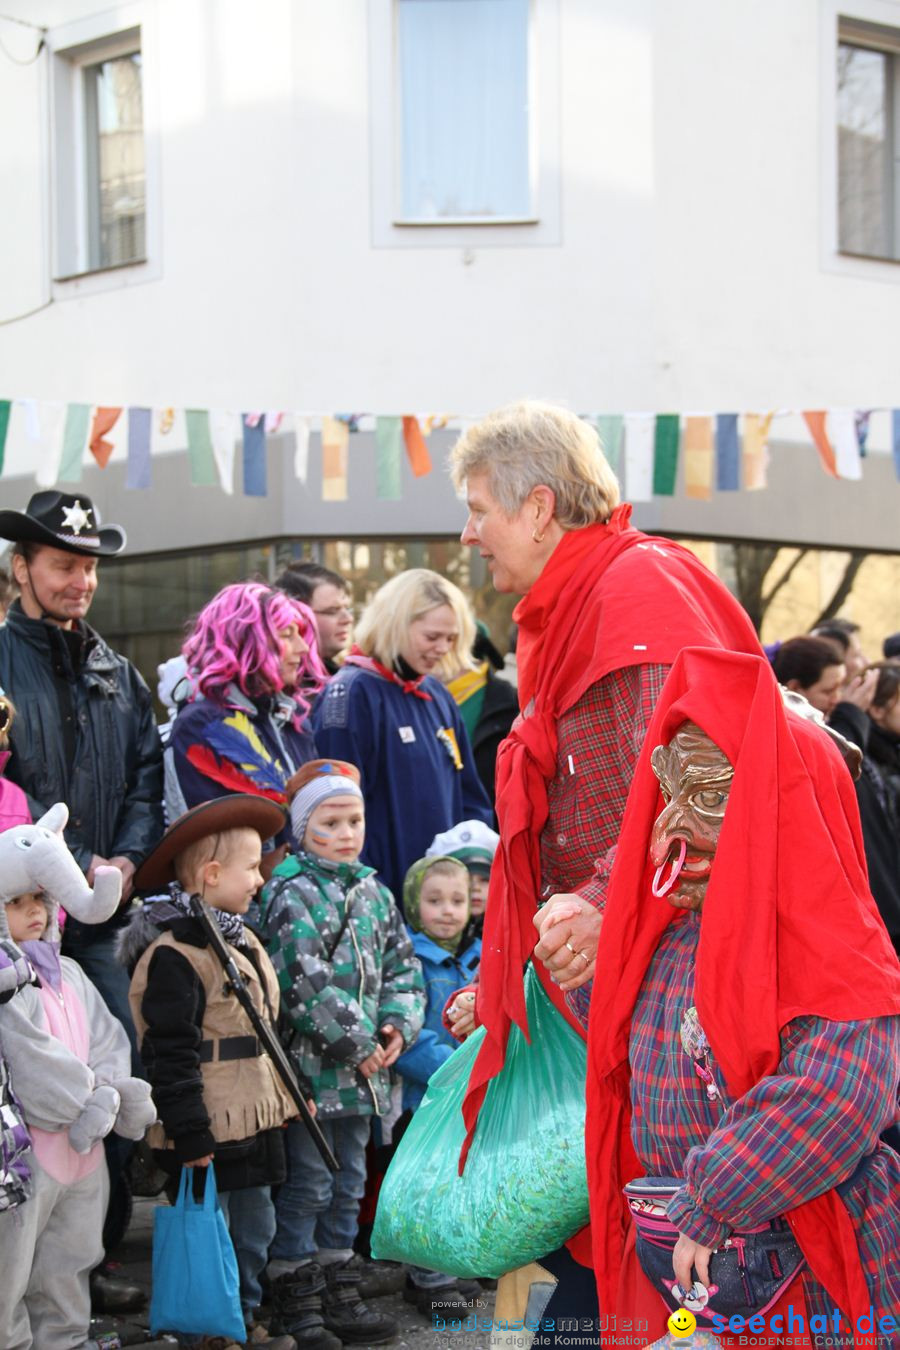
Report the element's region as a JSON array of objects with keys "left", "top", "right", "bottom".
[{"left": 0, "top": 399, "right": 897, "bottom": 502}]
